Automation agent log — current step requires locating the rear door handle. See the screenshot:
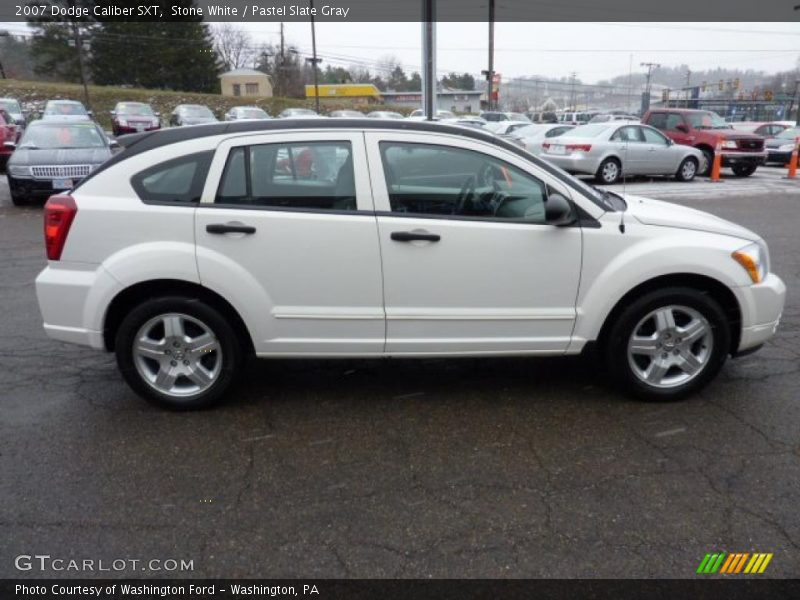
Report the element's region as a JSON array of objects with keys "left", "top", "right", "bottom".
[
  {"left": 391, "top": 231, "right": 441, "bottom": 242},
  {"left": 206, "top": 223, "right": 256, "bottom": 235}
]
